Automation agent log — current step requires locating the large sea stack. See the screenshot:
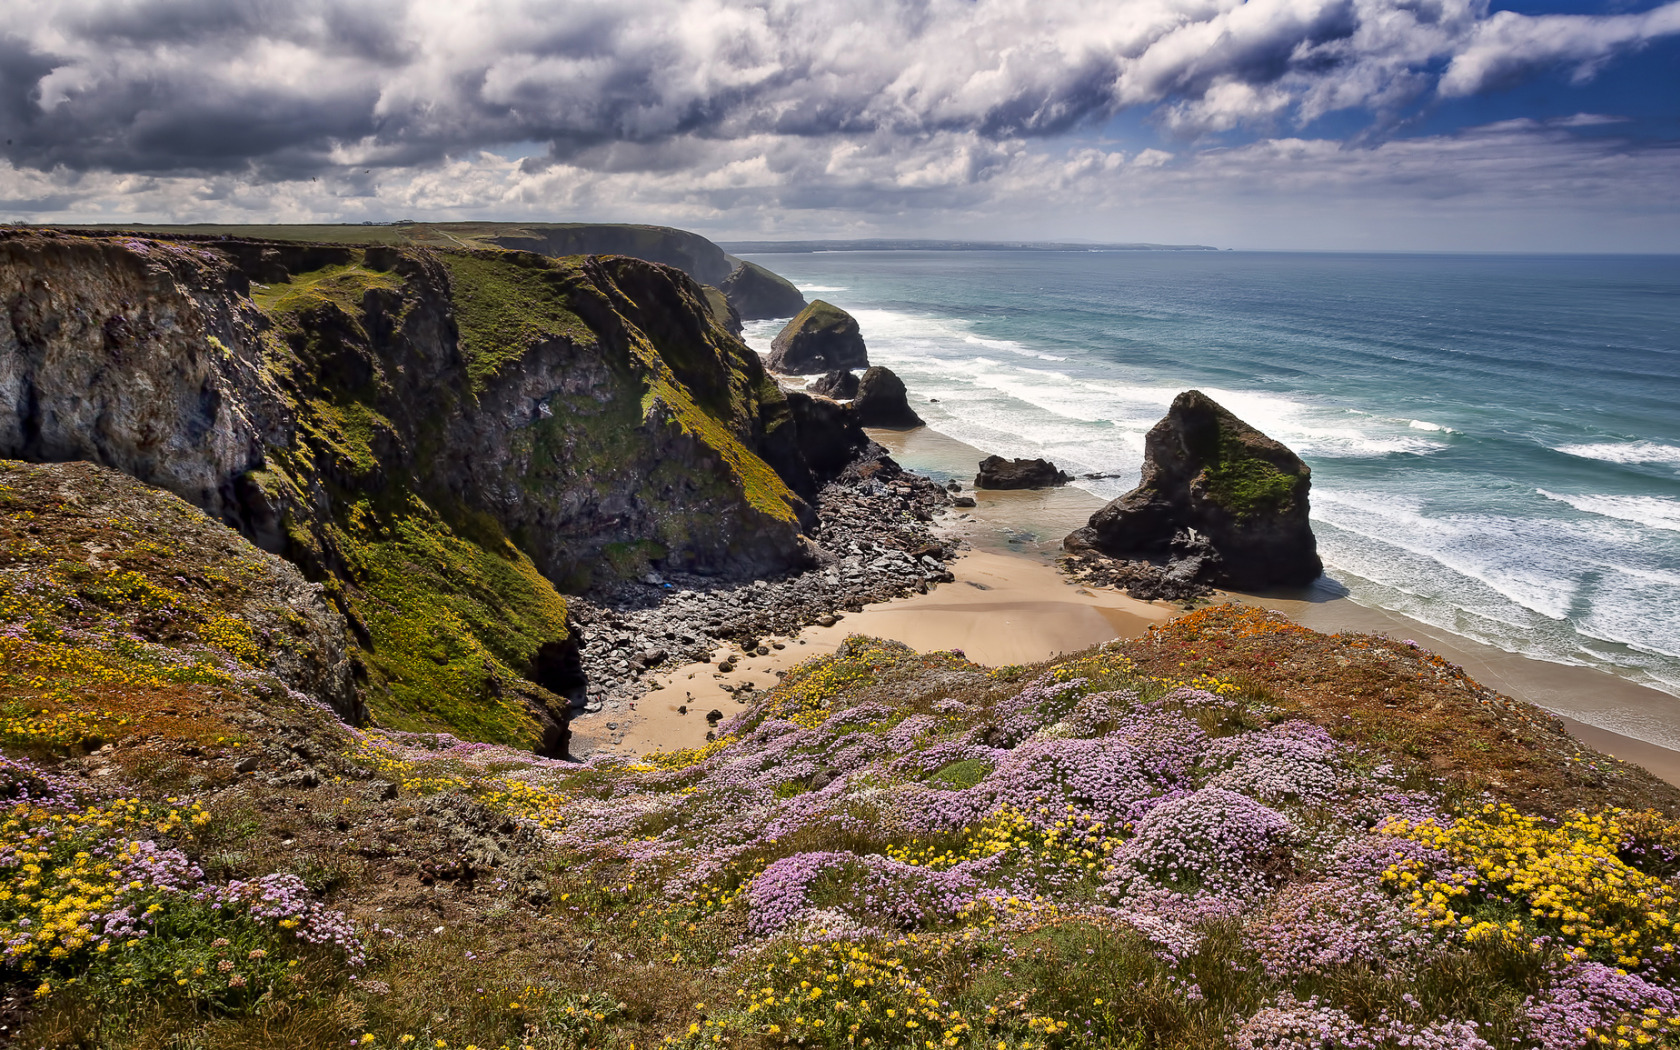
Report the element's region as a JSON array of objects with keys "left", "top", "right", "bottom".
[
  {"left": 1064, "top": 390, "right": 1322, "bottom": 588},
  {"left": 767, "top": 300, "right": 868, "bottom": 374},
  {"left": 721, "top": 260, "right": 808, "bottom": 320}
]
